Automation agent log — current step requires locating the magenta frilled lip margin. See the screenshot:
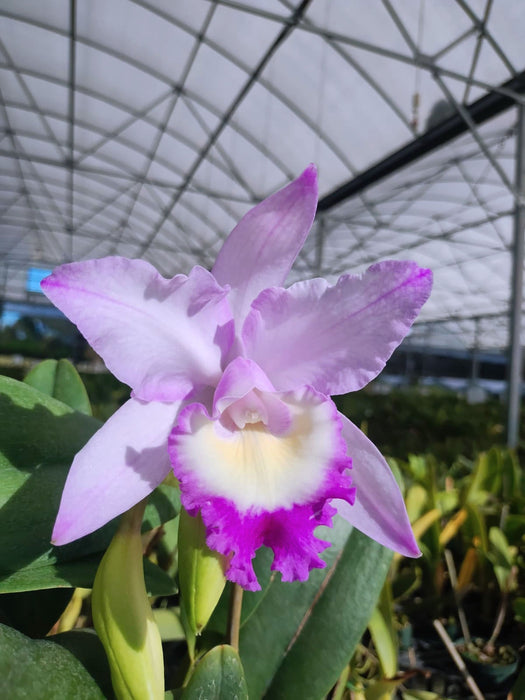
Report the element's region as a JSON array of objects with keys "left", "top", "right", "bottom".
[{"left": 42, "top": 165, "right": 432, "bottom": 591}]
